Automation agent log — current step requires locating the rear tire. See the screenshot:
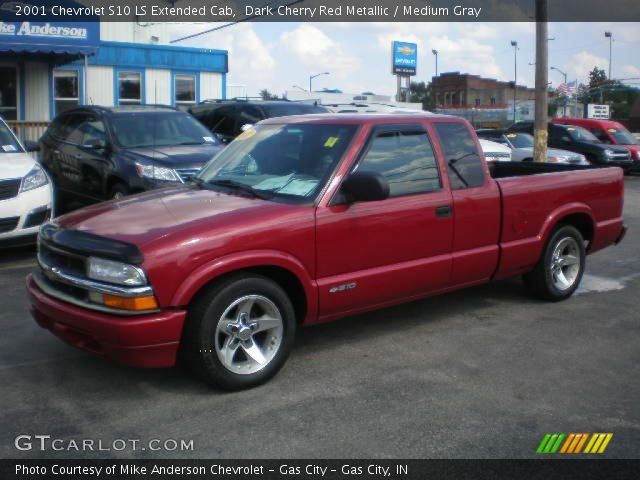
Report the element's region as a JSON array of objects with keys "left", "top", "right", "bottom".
[
  {"left": 523, "top": 225, "right": 585, "bottom": 301},
  {"left": 182, "top": 274, "right": 296, "bottom": 390}
]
